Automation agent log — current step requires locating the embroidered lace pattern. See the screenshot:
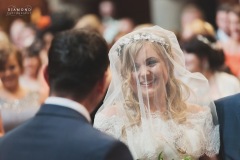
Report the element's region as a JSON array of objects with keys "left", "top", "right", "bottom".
[{"left": 94, "top": 107, "right": 219, "bottom": 160}]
